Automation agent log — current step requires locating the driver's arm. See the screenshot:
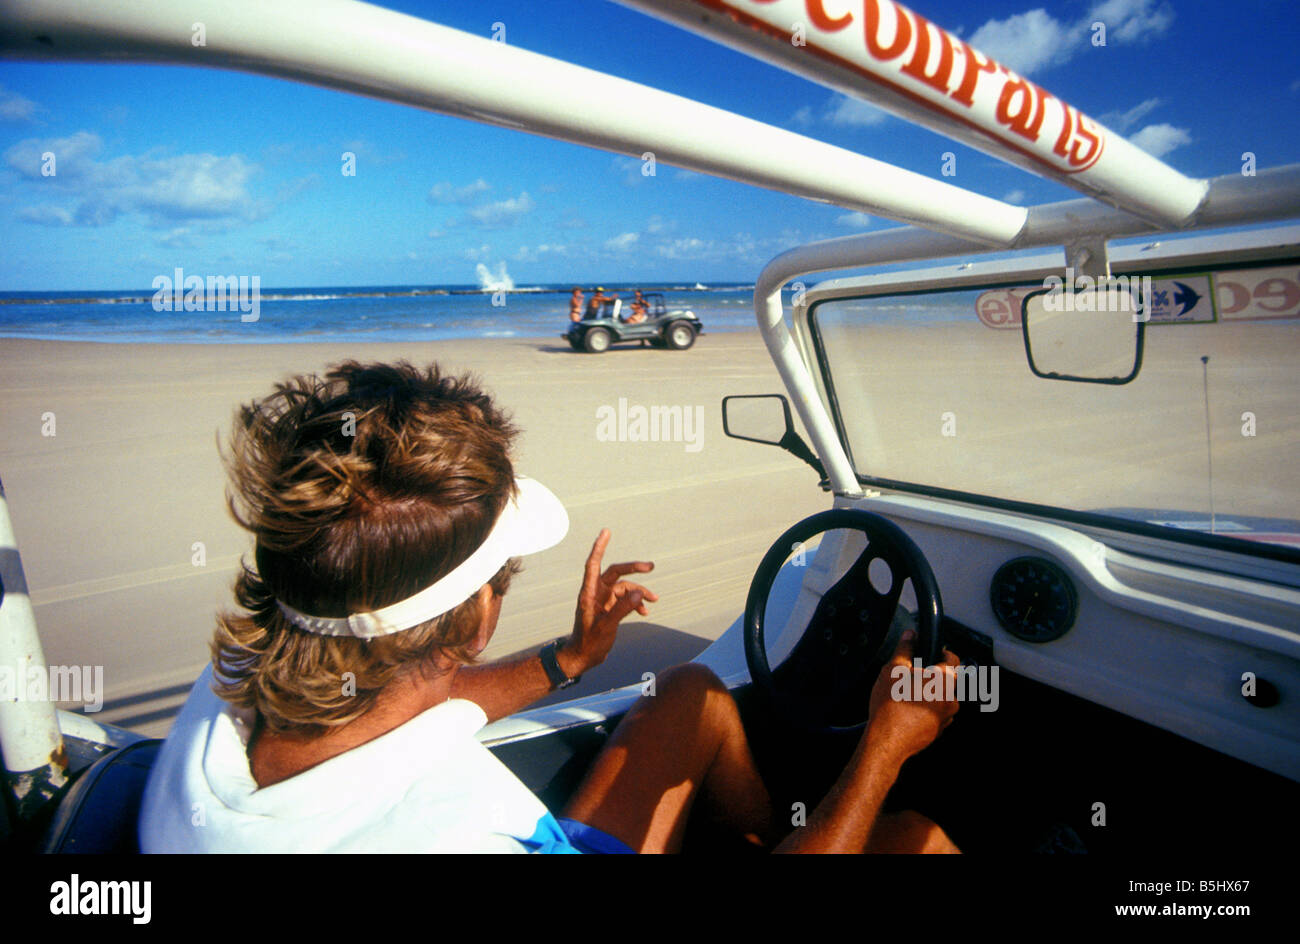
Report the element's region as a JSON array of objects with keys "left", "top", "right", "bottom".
[
  {"left": 446, "top": 638, "right": 591, "bottom": 724},
  {"left": 450, "top": 530, "right": 656, "bottom": 722},
  {"left": 774, "top": 632, "right": 960, "bottom": 853}
]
